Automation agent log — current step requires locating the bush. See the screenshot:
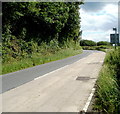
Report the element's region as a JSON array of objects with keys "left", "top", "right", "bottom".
[
  {"left": 97, "top": 41, "right": 110, "bottom": 46},
  {"left": 80, "top": 40, "right": 96, "bottom": 46},
  {"left": 94, "top": 48, "right": 120, "bottom": 113},
  {"left": 104, "top": 48, "right": 120, "bottom": 79},
  {"left": 95, "top": 65, "right": 120, "bottom": 113}
]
